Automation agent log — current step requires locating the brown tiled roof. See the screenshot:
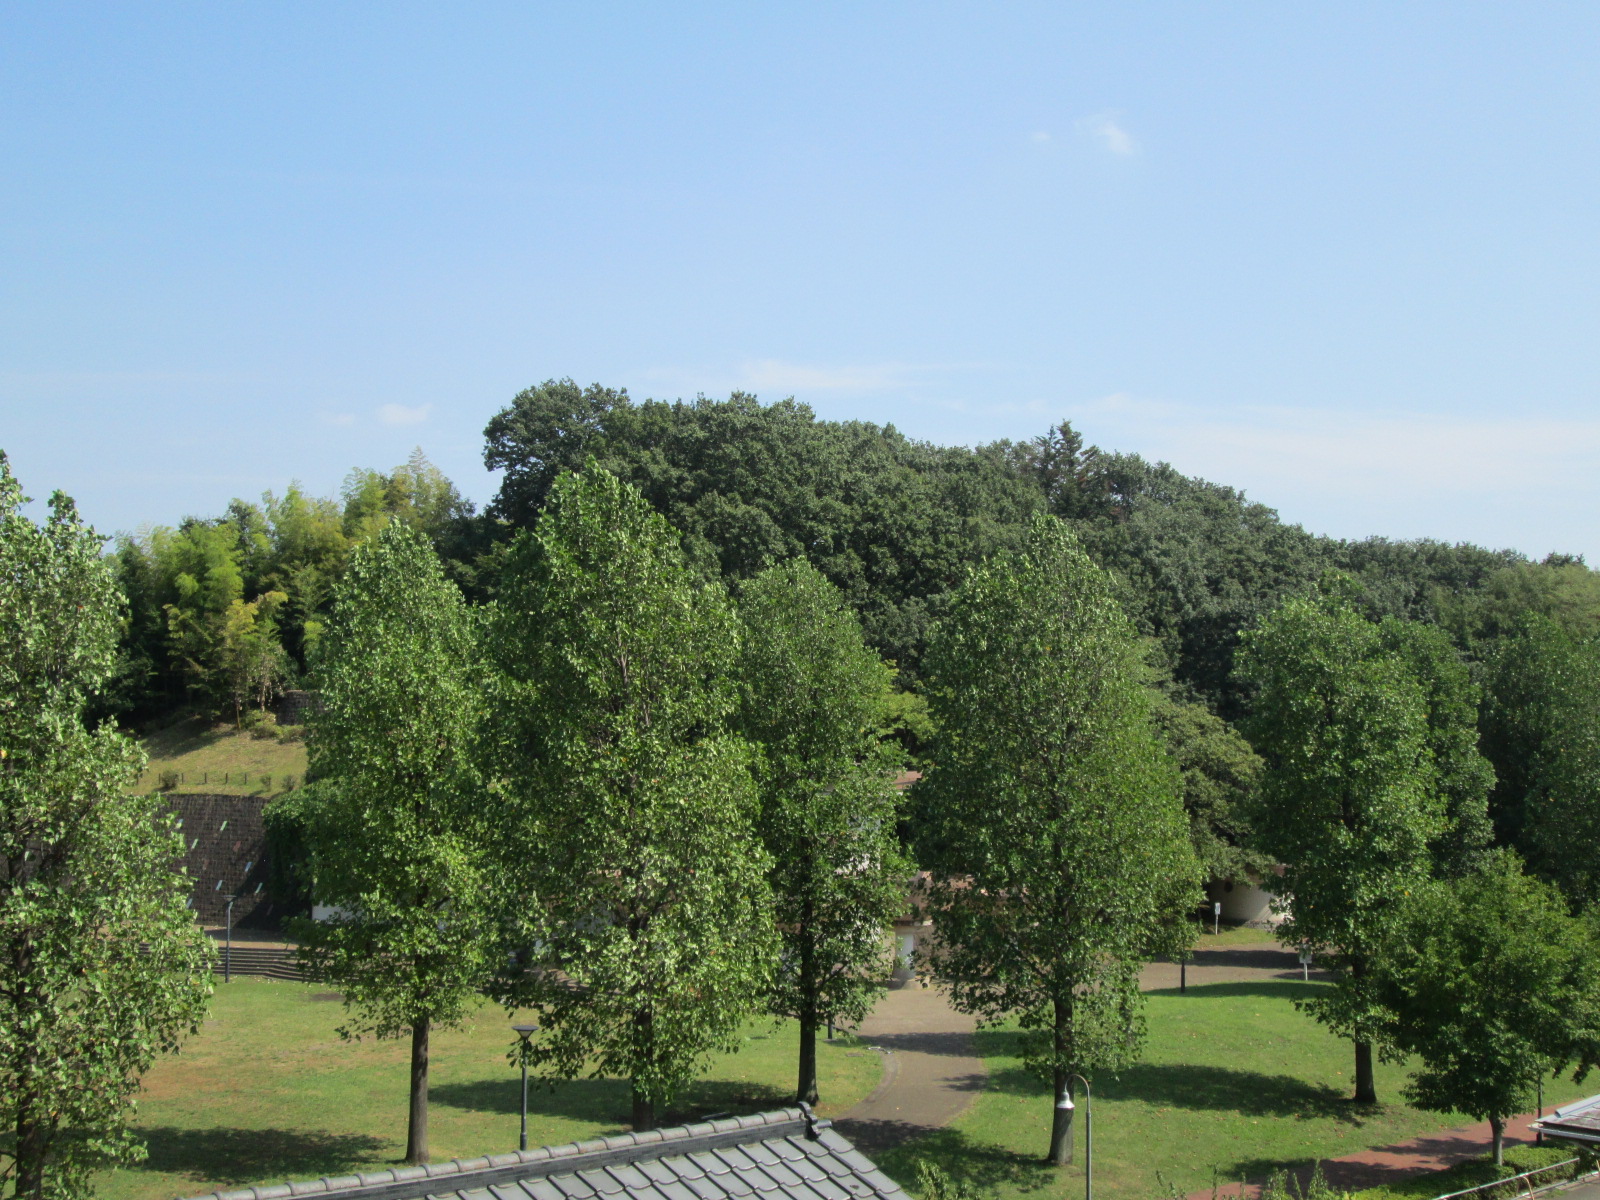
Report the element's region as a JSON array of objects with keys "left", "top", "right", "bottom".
[{"left": 183, "top": 1108, "right": 906, "bottom": 1200}]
